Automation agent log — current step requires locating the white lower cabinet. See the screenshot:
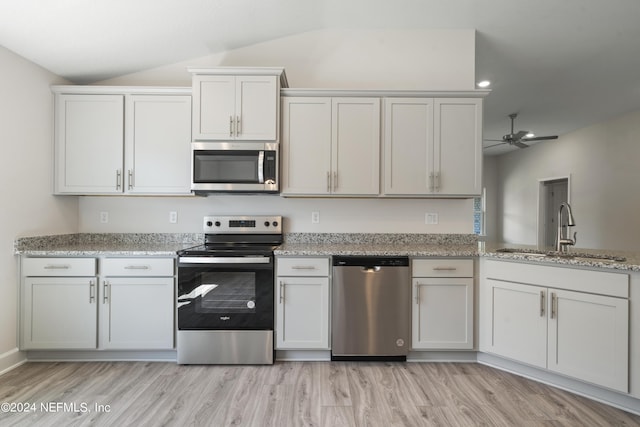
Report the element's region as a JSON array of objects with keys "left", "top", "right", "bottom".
[
  {"left": 21, "top": 258, "right": 98, "bottom": 349},
  {"left": 275, "top": 257, "right": 330, "bottom": 349},
  {"left": 412, "top": 259, "right": 474, "bottom": 350},
  {"left": 481, "top": 259, "right": 629, "bottom": 393},
  {"left": 21, "top": 257, "right": 175, "bottom": 351}
]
